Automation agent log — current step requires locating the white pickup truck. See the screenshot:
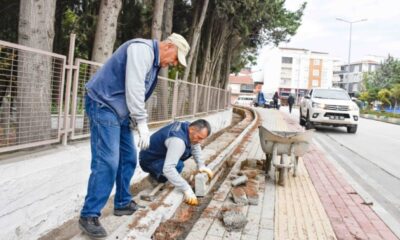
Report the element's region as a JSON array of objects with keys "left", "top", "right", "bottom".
[{"left": 299, "top": 88, "right": 359, "bottom": 133}]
